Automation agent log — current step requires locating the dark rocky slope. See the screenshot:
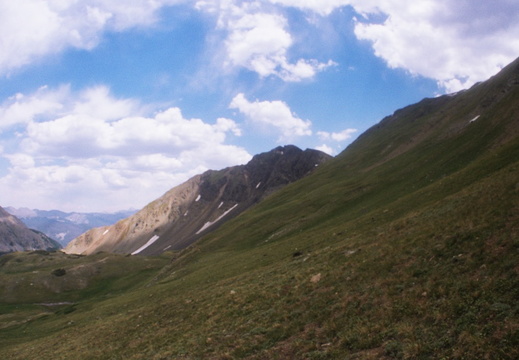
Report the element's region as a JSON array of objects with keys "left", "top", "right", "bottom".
[{"left": 65, "top": 145, "right": 331, "bottom": 255}]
